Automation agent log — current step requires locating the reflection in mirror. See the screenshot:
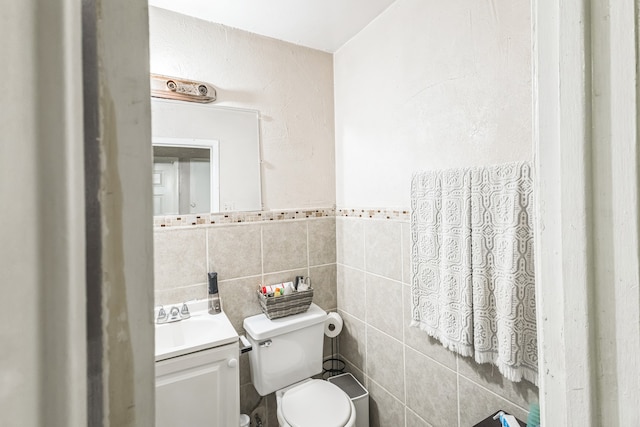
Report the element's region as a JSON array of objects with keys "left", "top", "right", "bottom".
[
  {"left": 152, "top": 99, "right": 262, "bottom": 215},
  {"left": 152, "top": 139, "right": 219, "bottom": 215}
]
